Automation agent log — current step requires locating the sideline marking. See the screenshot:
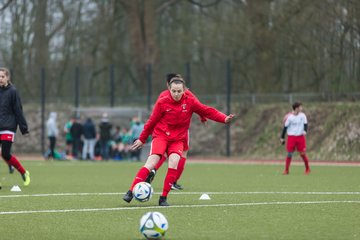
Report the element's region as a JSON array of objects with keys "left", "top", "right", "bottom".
[
  {"left": 1, "top": 191, "right": 360, "bottom": 199},
  {"left": 0, "top": 200, "right": 359, "bottom": 215}
]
